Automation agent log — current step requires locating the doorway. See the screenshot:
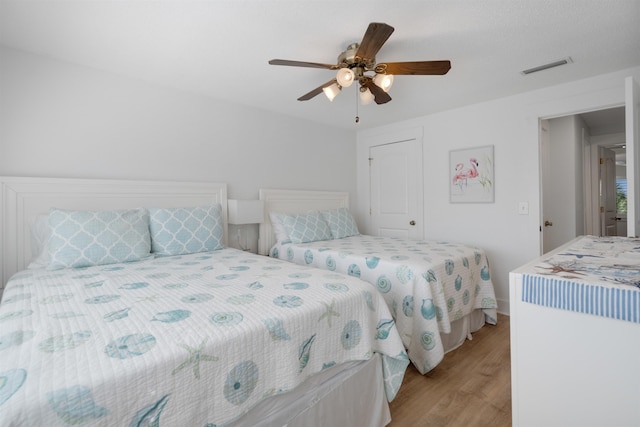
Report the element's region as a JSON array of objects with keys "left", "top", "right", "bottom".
[{"left": 540, "top": 106, "right": 626, "bottom": 253}]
